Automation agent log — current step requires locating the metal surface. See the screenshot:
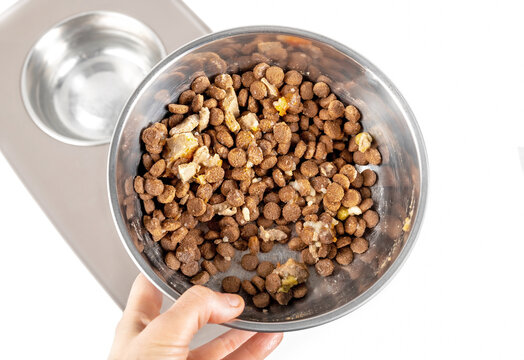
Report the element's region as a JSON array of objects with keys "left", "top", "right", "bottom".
[
  {"left": 0, "top": 0, "right": 209, "bottom": 312},
  {"left": 109, "top": 26, "right": 429, "bottom": 332},
  {"left": 22, "top": 11, "right": 166, "bottom": 146}
]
